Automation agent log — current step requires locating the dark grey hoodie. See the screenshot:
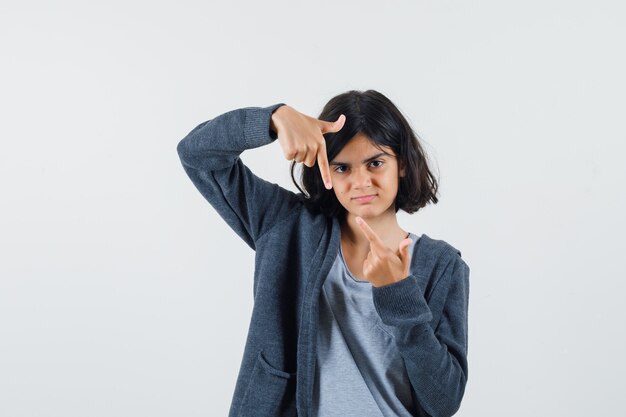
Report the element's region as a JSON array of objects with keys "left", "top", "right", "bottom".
[{"left": 176, "top": 103, "right": 470, "bottom": 417}]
